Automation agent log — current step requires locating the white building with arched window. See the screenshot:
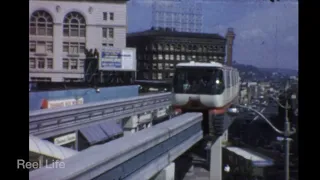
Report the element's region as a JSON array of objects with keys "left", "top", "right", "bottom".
[{"left": 29, "top": 0, "right": 129, "bottom": 82}]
